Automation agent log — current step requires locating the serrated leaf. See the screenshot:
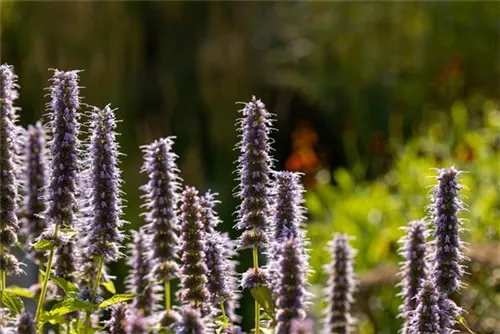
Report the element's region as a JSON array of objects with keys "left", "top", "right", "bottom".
[
  {"left": 98, "top": 294, "right": 136, "bottom": 308},
  {"left": 7, "top": 286, "right": 35, "bottom": 299},
  {"left": 250, "top": 286, "right": 275, "bottom": 318},
  {"left": 33, "top": 239, "right": 53, "bottom": 250},
  {"left": 101, "top": 280, "right": 116, "bottom": 294},
  {"left": 51, "top": 275, "right": 79, "bottom": 295},
  {"left": 43, "top": 298, "right": 98, "bottom": 321},
  {"left": 457, "top": 315, "right": 475, "bottom": 334},
  {"left": 0, "top": 290, "right": 24, "bottom": 315}
]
